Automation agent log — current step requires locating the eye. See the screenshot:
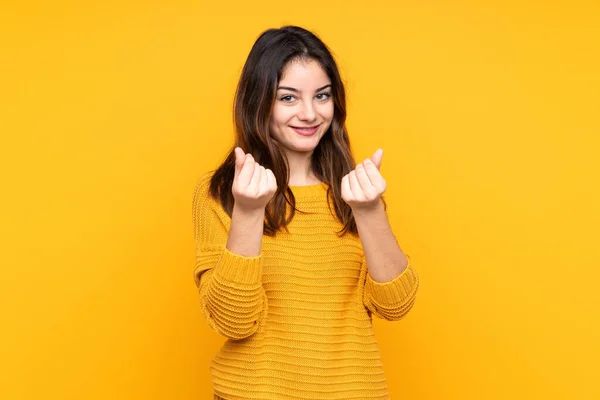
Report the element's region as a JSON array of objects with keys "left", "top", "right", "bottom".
[
  {"left": 280, "top": 95, "right": 296, "bottom": 103},
  {"left": 316, "top": 92, "right": 332, "bottom": 101}
]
